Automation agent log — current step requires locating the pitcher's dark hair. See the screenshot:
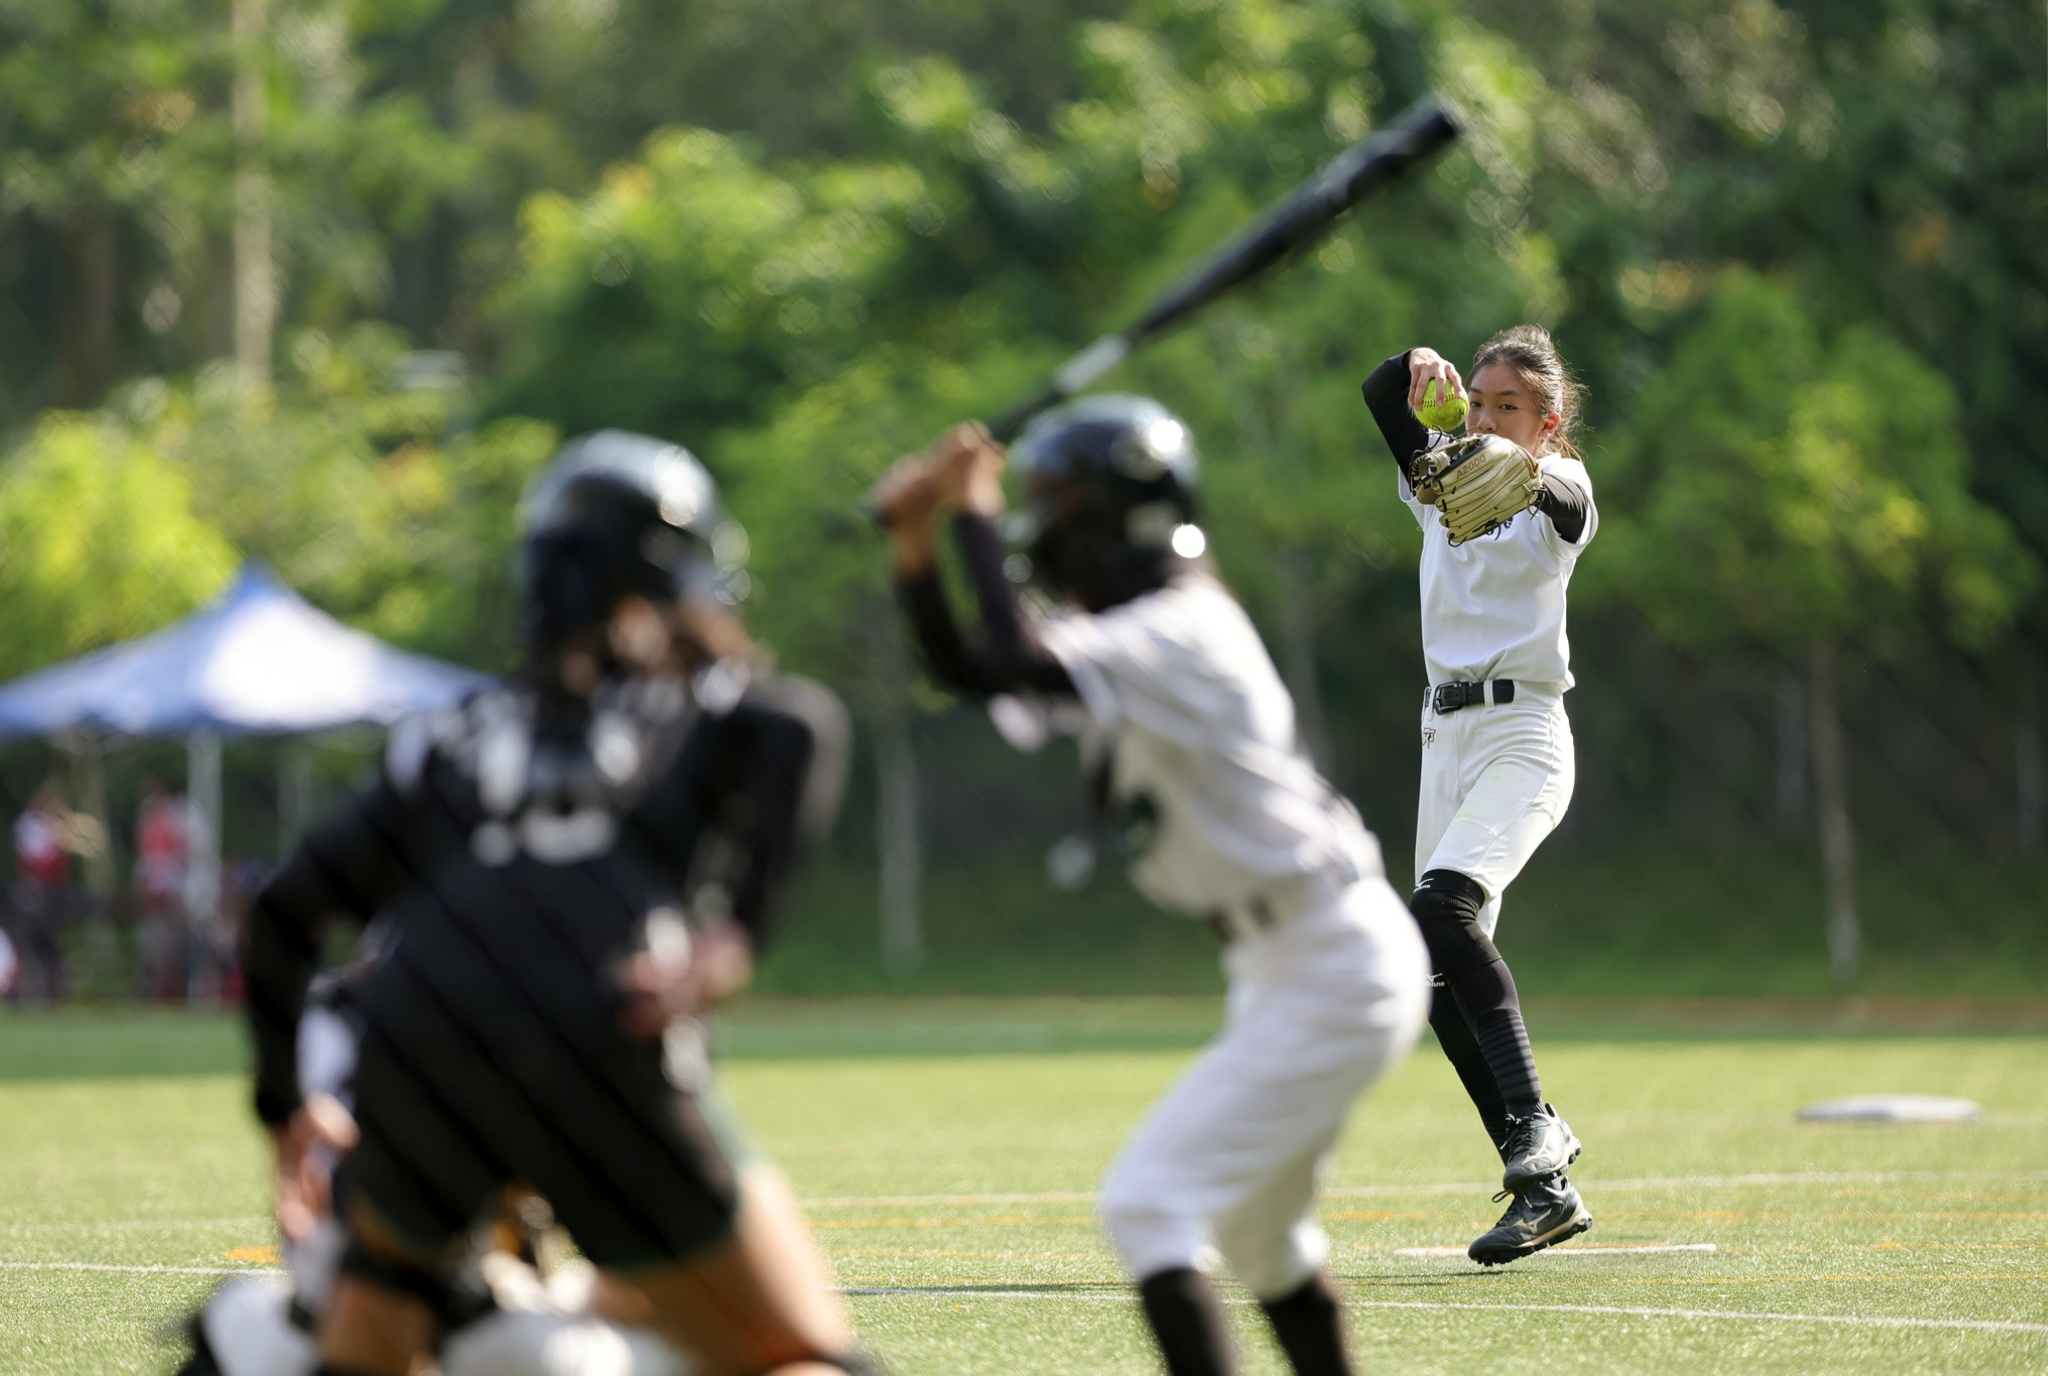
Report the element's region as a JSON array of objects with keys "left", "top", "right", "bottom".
[{"left": 1472, "top": 325, "right": 1585, "bottom": 460}]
